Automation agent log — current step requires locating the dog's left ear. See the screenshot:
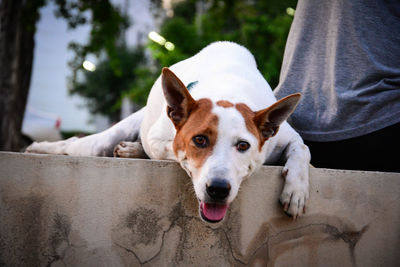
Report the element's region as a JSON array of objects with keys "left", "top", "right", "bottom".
[
  {"left": 254, "top": 93, "right": 301, "bottom": 140},
  {"left": 162, "top": 67, "right": 197, "bottom": 129}
]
